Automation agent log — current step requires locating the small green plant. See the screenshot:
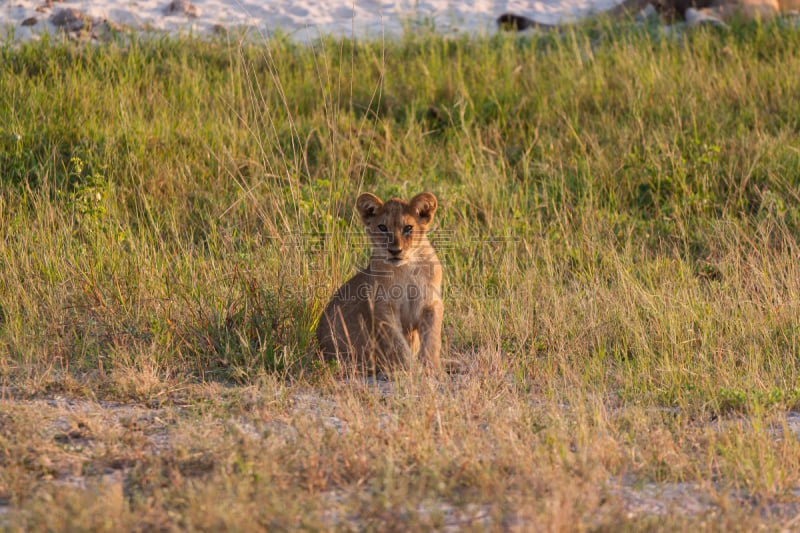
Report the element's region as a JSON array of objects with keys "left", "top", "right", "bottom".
[{"left": 64, "top": 156, "right": 109, "bottom": 229}]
